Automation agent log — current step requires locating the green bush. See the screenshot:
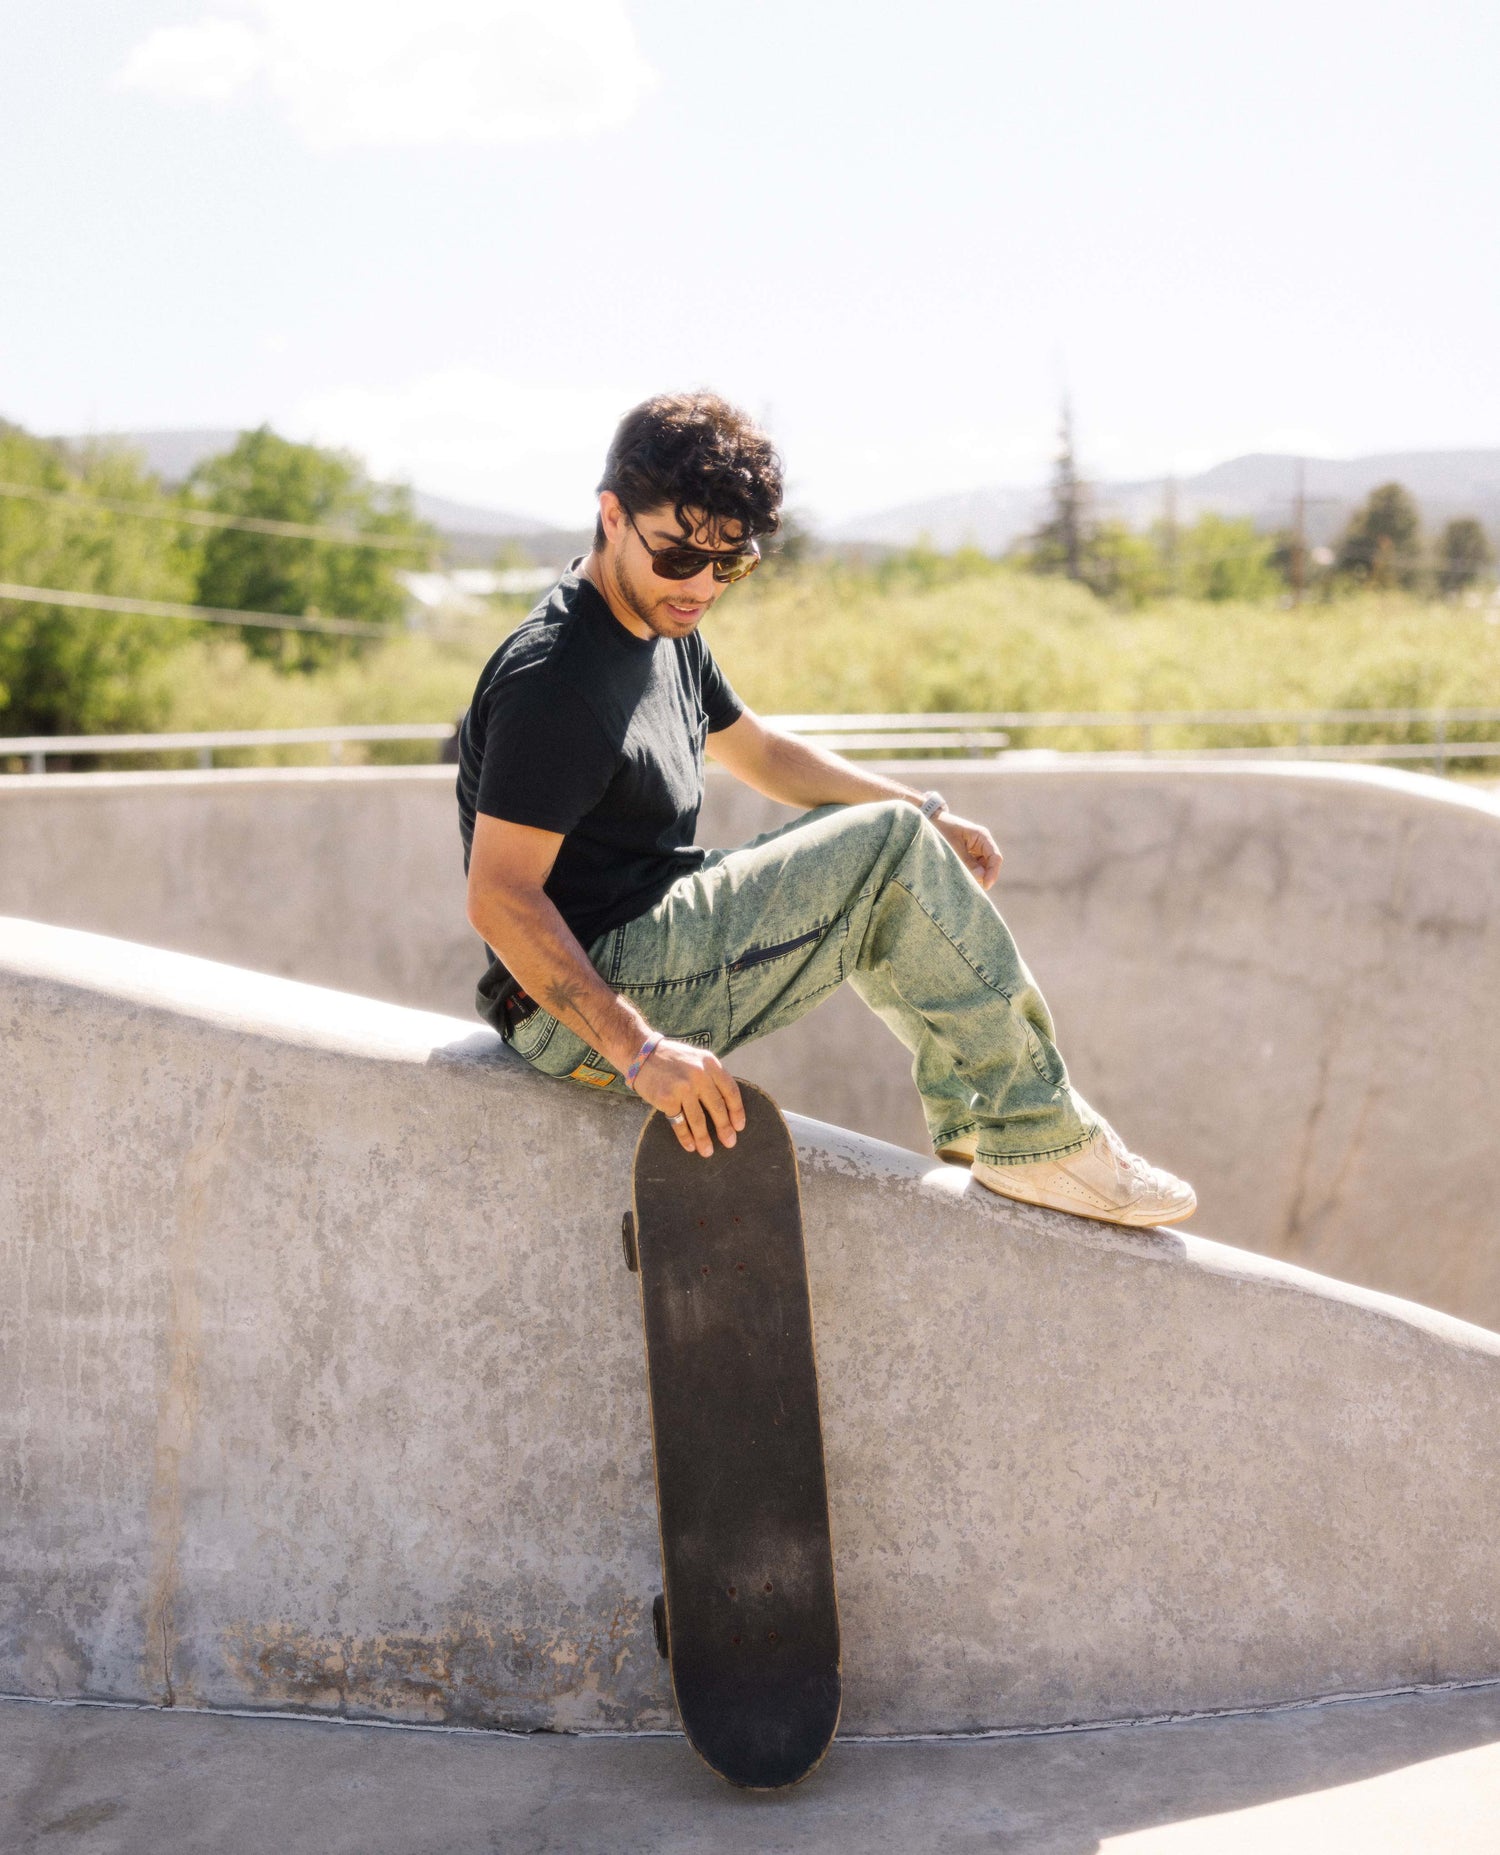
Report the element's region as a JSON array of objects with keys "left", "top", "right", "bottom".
[
  {"left": 138, "top": 559, "right": 1500, "bottom": 759},
  {"left": 0, "top": 426, "right": 198, "bottom": 738}
]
